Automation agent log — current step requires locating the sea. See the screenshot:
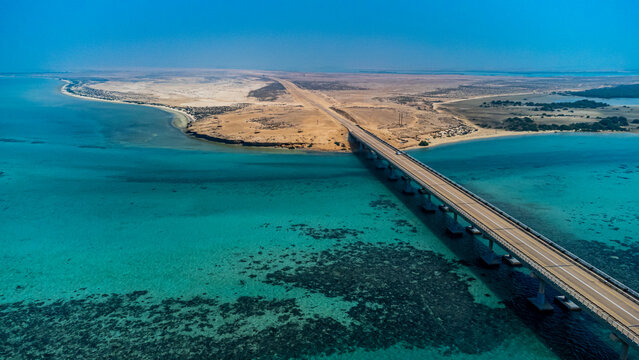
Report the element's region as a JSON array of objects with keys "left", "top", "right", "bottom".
[{"left": 0, "top": 77, "right": 637, "bottom": 359}]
